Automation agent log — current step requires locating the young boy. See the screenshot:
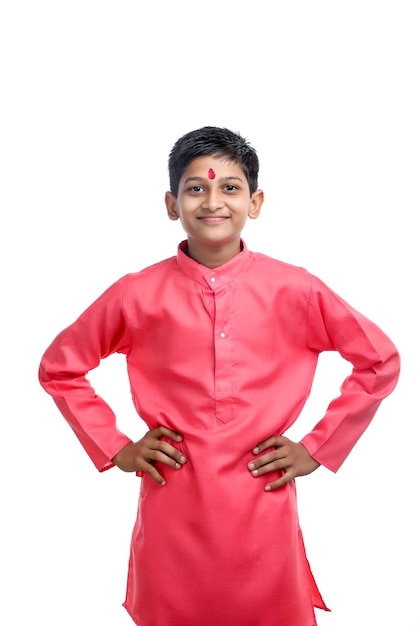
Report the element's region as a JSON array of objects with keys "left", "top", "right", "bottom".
[{"left": 39, "top": 126, "right": 400, "bottom": 626}]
